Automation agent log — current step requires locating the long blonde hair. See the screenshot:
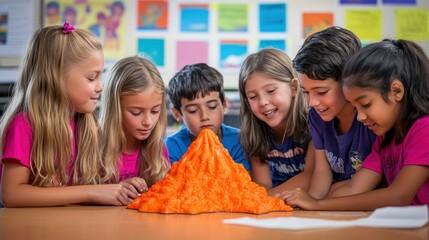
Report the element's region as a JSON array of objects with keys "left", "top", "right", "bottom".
[
  {"left": 238, "top": 48, "right": 309, "bottom": 159},
  {"left": 0, "top": 25, "right": 103, "bottom": 186},
  {"left": 99, "top": 56, "right": 169, "bottom": 187}
]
